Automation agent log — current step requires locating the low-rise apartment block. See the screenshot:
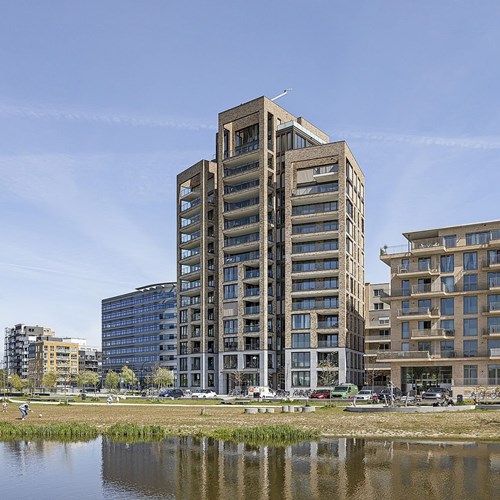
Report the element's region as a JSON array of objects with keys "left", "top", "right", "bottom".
[{"left": 379, "top": 220, "right": 500, "bottom": 395}]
